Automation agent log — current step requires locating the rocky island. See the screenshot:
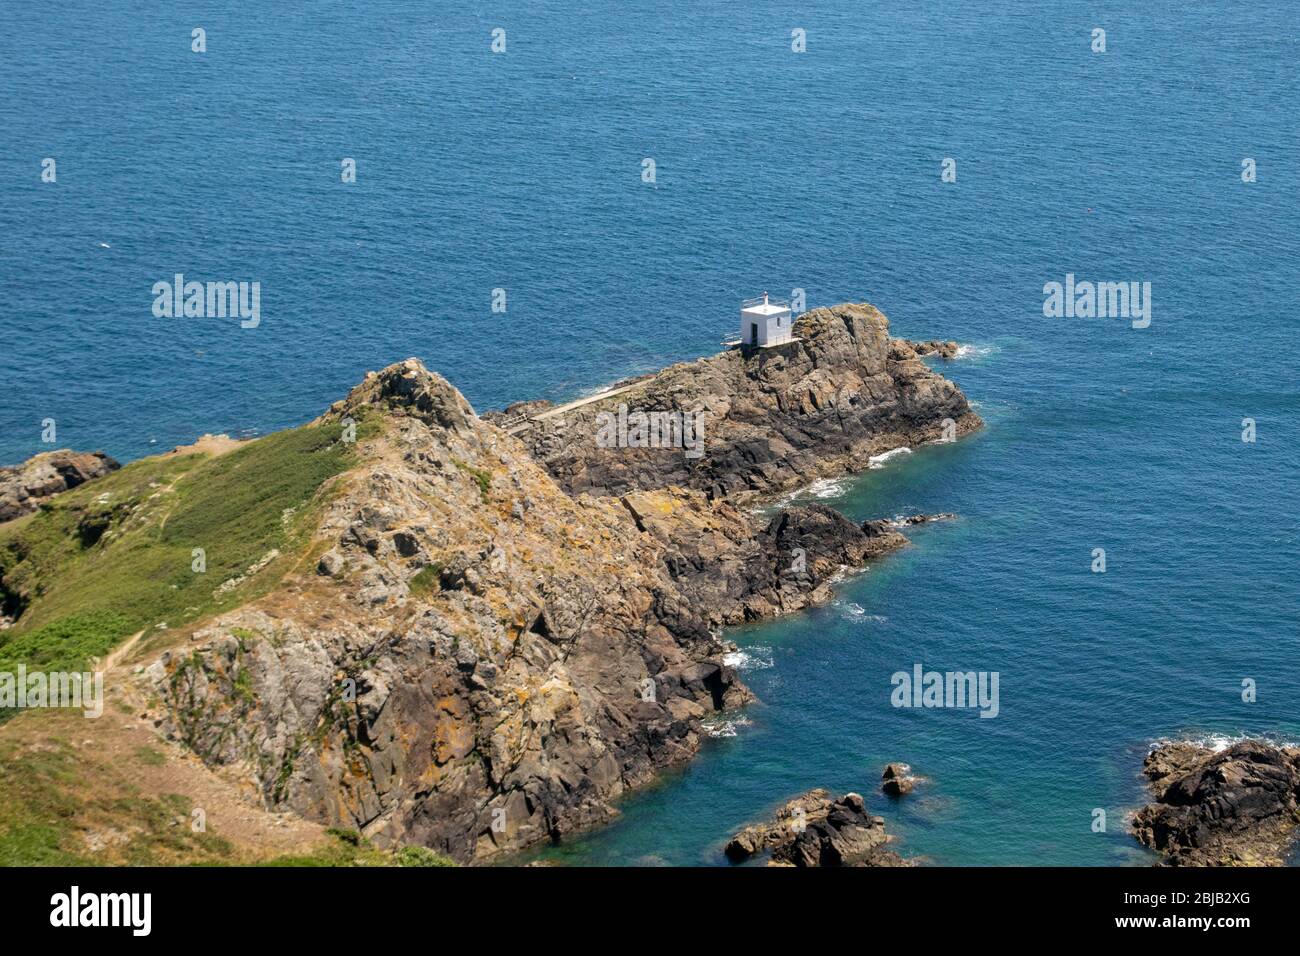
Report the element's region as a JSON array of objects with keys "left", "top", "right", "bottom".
[
  {"left": 0, "top": 302, "right": 977, "bottom": 864},
  {"left": 725, "top": 789, "right": 910, "bottom": 867}
]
